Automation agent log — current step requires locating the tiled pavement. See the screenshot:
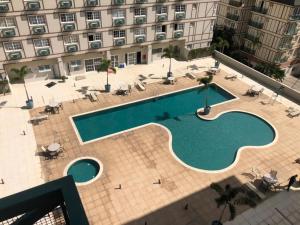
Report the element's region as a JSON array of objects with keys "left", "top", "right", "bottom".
[{"left": 30, "top": 72, "right": 300, "bottom": 225}]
